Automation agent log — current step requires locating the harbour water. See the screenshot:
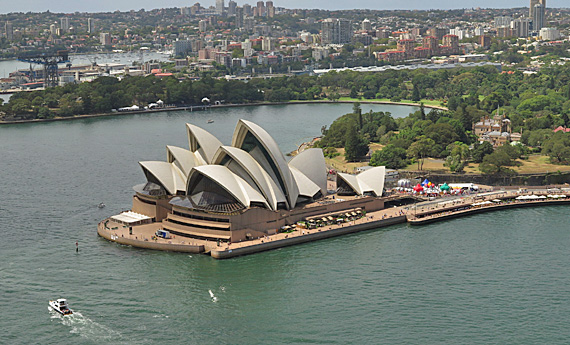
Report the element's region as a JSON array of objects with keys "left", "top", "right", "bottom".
[{"left": 2, "top": 103, "right": 570, "bottom": 344}]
